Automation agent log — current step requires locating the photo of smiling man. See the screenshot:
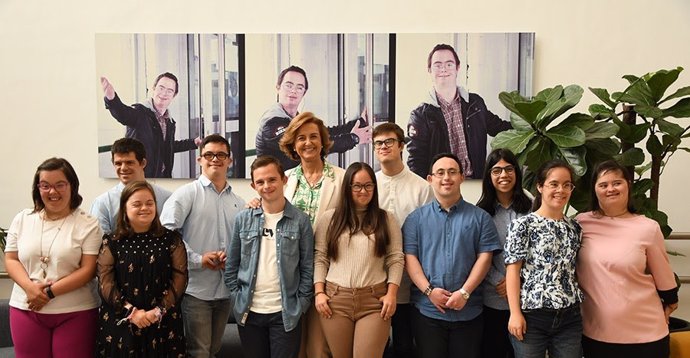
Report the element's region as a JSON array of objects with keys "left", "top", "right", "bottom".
[{"left": 101, "top": 72, "right": 201, "bottom": 178}]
